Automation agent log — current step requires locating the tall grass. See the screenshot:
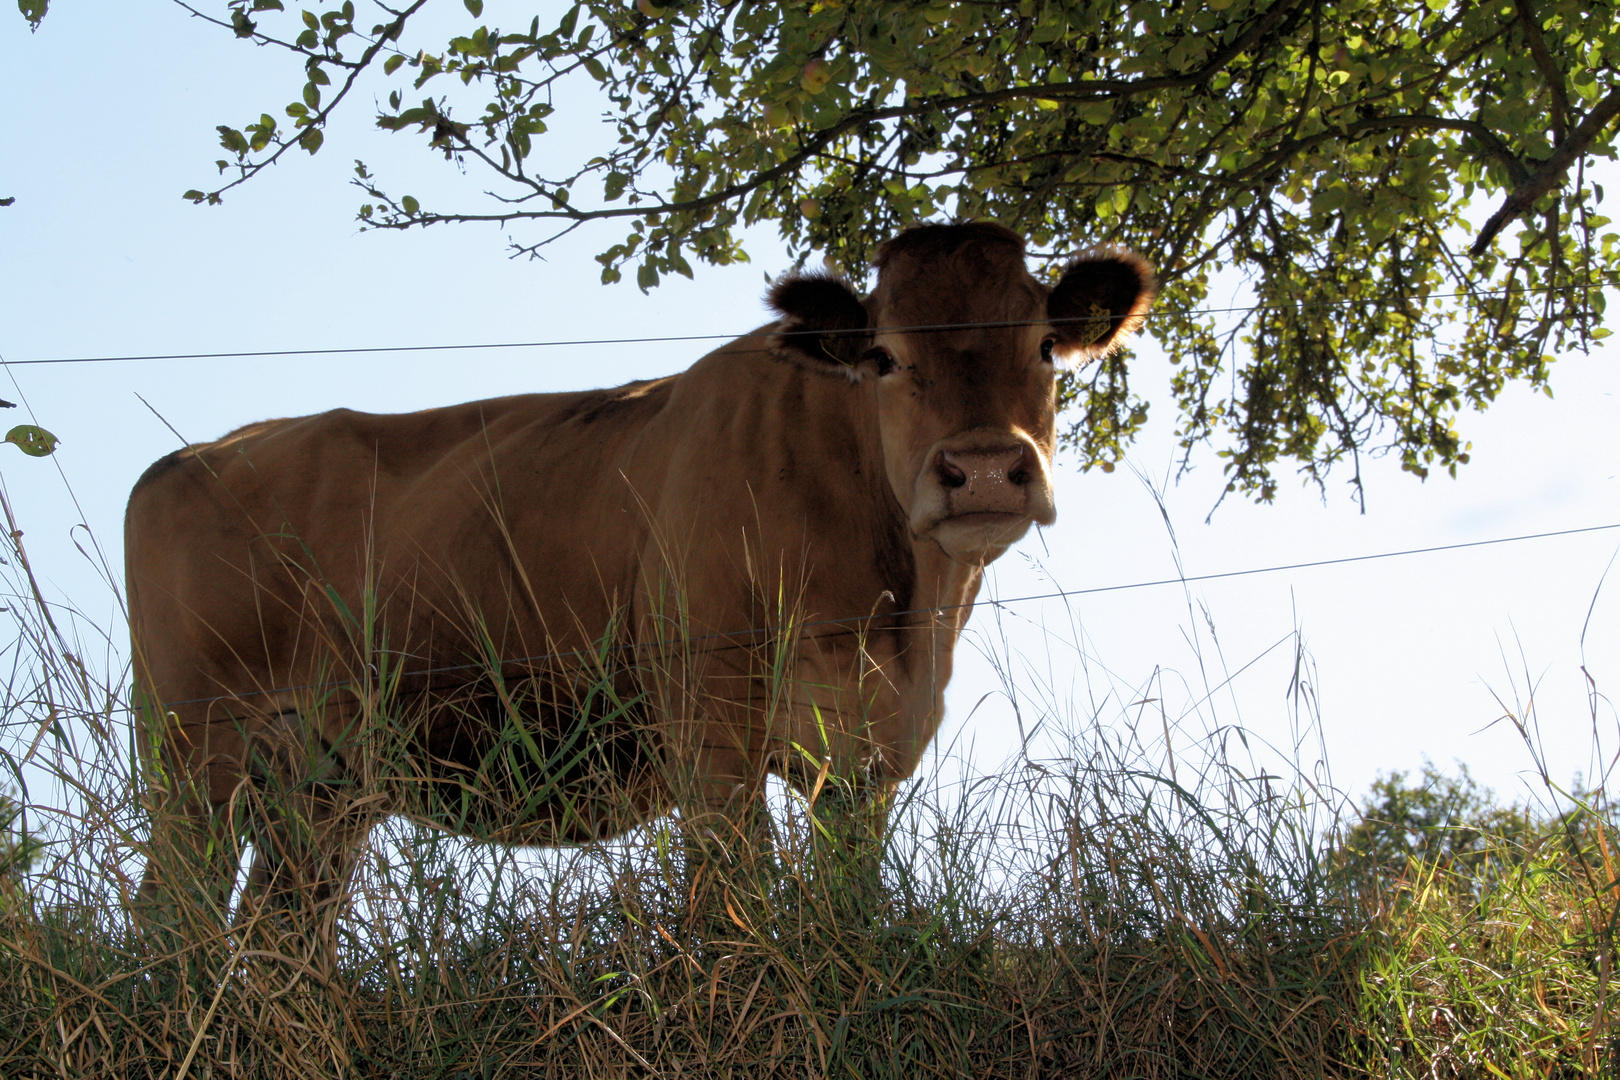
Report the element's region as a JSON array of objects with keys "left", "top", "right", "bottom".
[
  {"left": 0, "top": 487, "right": 1612, "bottom": 1078},
  {"left": 1343, "top": 698, "right": 1619, "bottom": 1077}
]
